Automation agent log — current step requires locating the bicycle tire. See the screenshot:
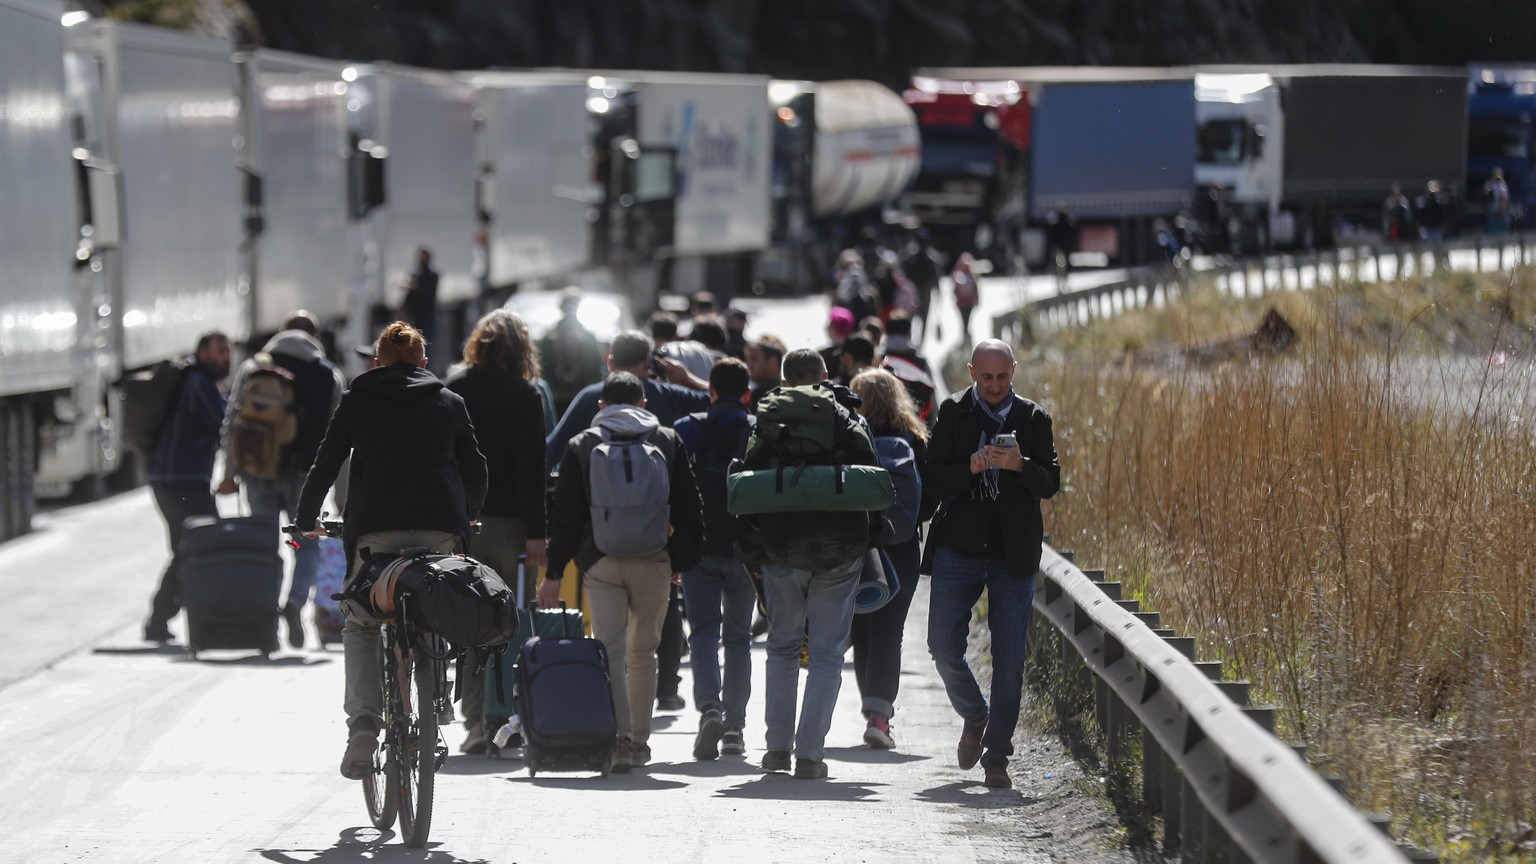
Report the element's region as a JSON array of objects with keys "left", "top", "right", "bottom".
[
  {"left": 396, "top": 662, "right": 436, "bottom": 848},
  {"left": 363, "top": 743, "right": 396, "bottom": 830}
]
